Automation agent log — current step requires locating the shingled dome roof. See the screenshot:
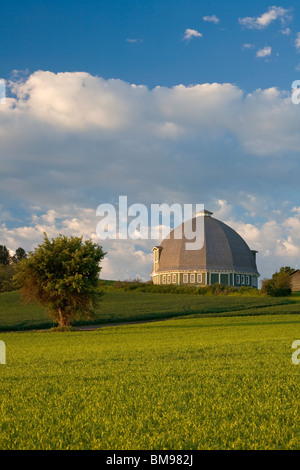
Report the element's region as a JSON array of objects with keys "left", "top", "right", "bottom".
[{"left": 156, "top": 211, "right": 259, "bottom": 275}]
